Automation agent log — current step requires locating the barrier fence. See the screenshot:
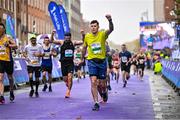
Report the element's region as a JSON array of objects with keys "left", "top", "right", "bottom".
[
  {"left": 161, "top": 59, "right": 180, "bottom": 88},
  {"left": 4, "top": 58, "right": 62, "bottom": 86}
]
